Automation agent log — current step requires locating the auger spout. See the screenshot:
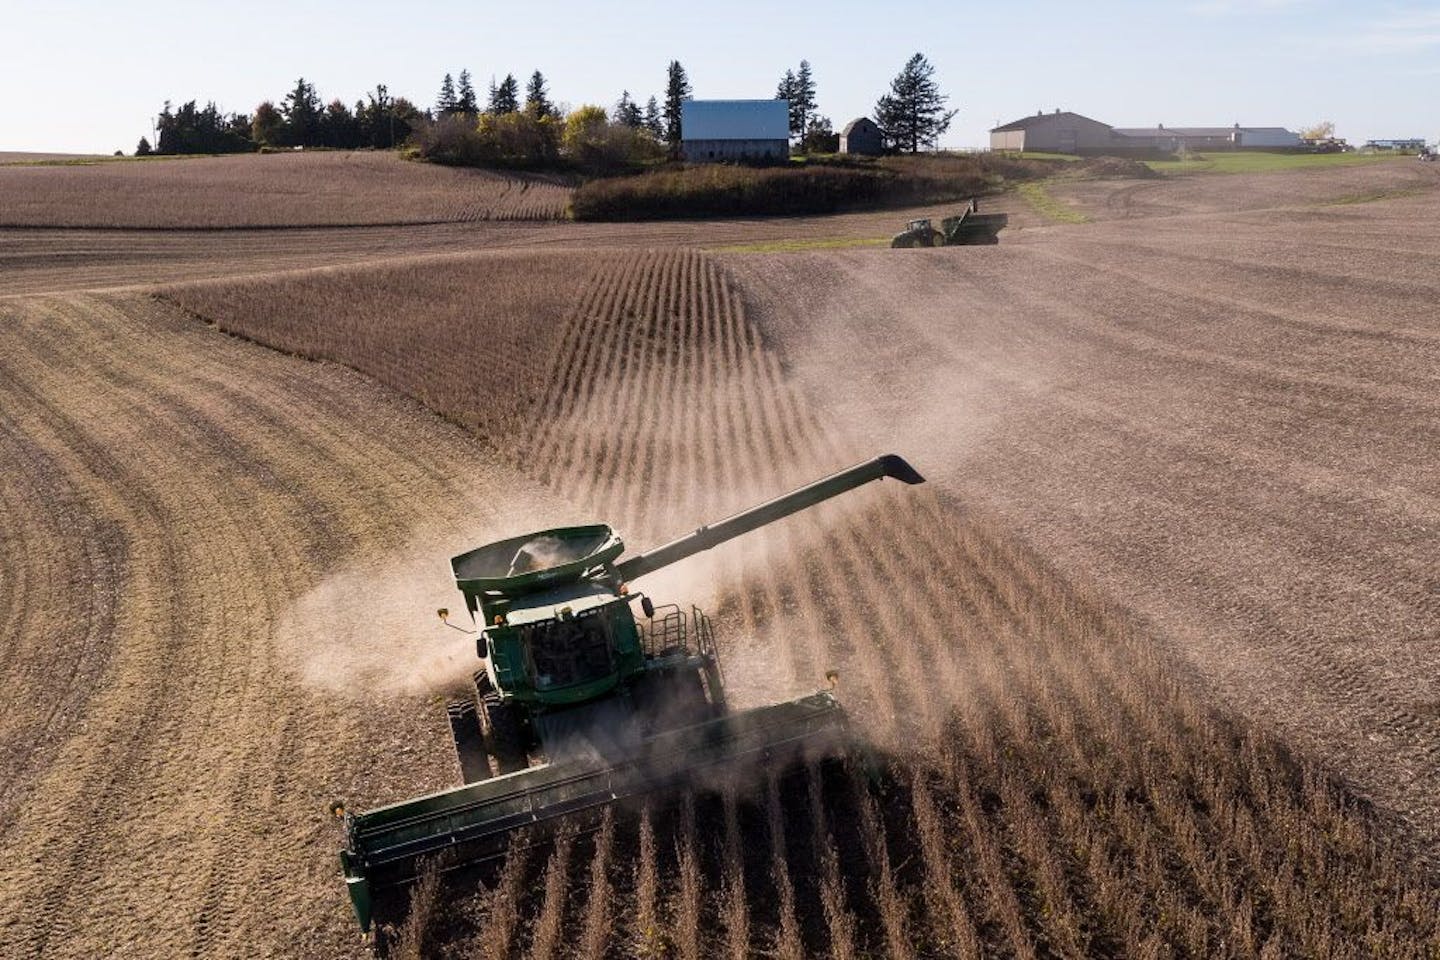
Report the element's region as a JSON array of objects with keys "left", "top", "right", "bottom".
[{"left": 613, "top": 454, "right": 925, "bottom": 583}]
